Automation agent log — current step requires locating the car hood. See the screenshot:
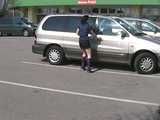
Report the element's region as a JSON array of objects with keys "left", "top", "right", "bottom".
[{"left": 138, "top": 35, "right": 160, "bottom": 45}]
